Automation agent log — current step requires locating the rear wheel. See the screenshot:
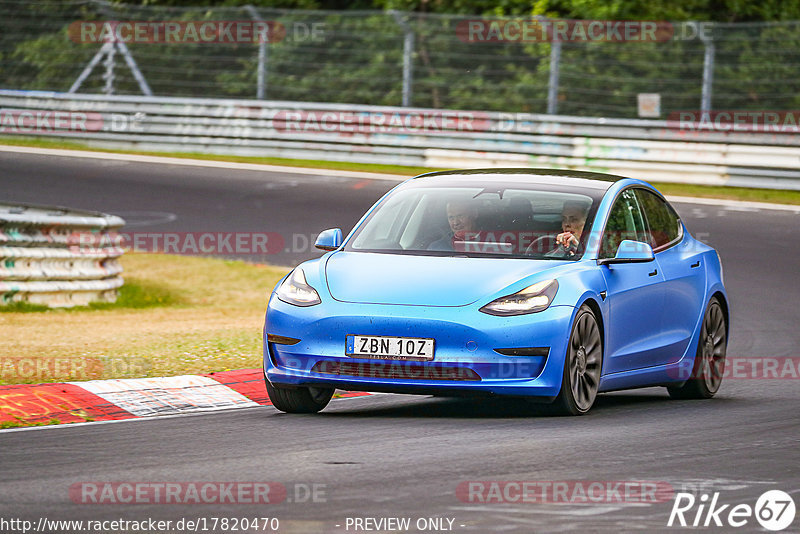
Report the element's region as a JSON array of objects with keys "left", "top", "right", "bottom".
[
  {"left": 550, "top": 305, "right": 603, "bottom": 415},
  {"left": 265, "top": 379, "right": 334, "bottom": 413},
  {"left": 668, "top": 297, "right": 727, "bottom": 399}
]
